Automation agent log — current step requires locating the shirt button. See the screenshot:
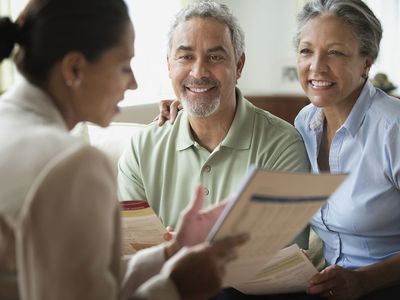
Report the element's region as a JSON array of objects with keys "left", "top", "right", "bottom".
[
  {"left": 204, "top": 188, "right": 210, "bottom": 195},
  {"left": 204, "top": 165, "right": 211, "bottom": 173}
]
